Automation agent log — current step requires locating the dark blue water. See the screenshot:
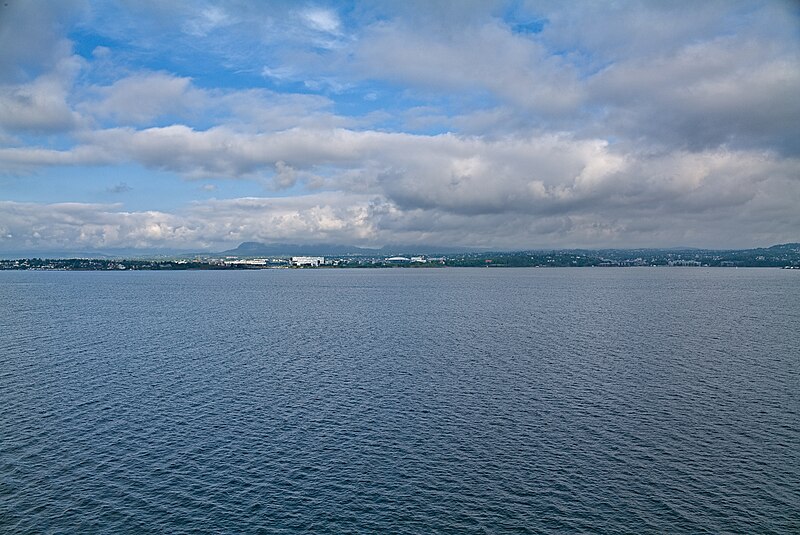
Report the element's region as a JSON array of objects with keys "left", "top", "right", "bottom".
[{"left": 1, "top": 268, "right": 798, "bottom": 533}]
